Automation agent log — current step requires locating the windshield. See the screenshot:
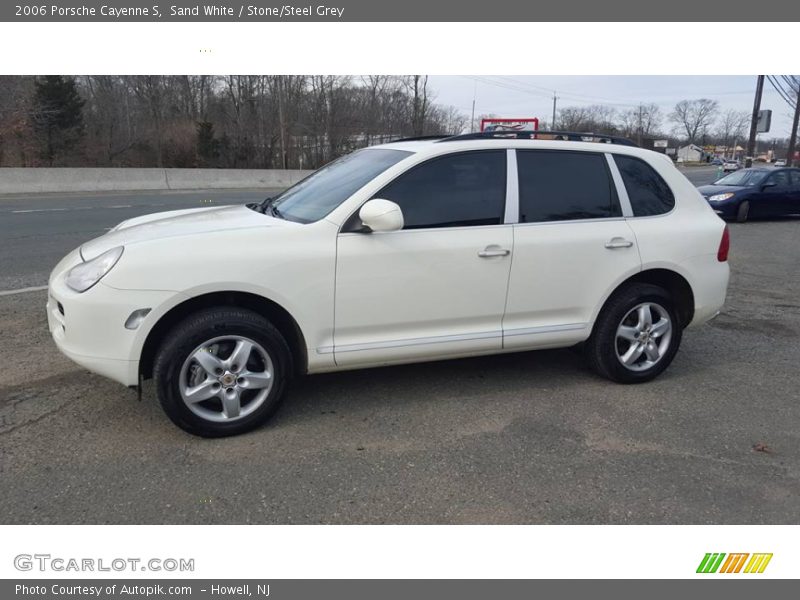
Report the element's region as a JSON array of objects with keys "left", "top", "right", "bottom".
[
  {"left": 714, "top": 170, "right": 768, "bottom": 187},
  {"left": 270, "top": 148, "right": 412, "bottom": 223}
]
